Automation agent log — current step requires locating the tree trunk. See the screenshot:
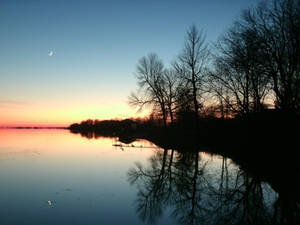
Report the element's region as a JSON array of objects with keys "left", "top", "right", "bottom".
[{"left": 192, "top": 72, "right": 199, "bottom": 124}]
